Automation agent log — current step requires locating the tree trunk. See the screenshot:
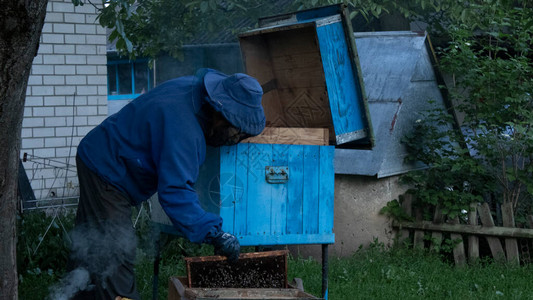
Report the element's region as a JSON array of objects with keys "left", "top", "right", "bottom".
[{"left": 0, "top": 1, "right": 48, "bottom": 298}]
